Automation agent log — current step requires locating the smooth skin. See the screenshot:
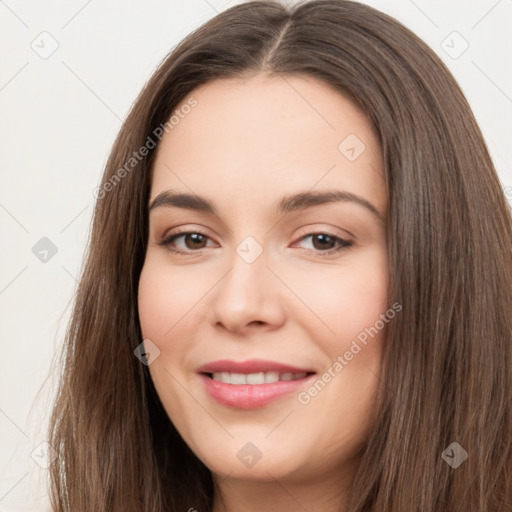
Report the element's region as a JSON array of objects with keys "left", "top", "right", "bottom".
[{"left": 138, "top": 73, "right": 389, "bottom": 512}]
